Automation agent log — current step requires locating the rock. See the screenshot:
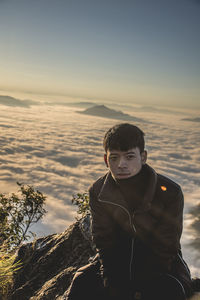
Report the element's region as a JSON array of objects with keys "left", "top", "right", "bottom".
[
  {"left": 10, "top": 217, "right": 95, "bottom": 300},
  {"left": 9, "top": 215, "right": 200, "bottom": 300}
]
